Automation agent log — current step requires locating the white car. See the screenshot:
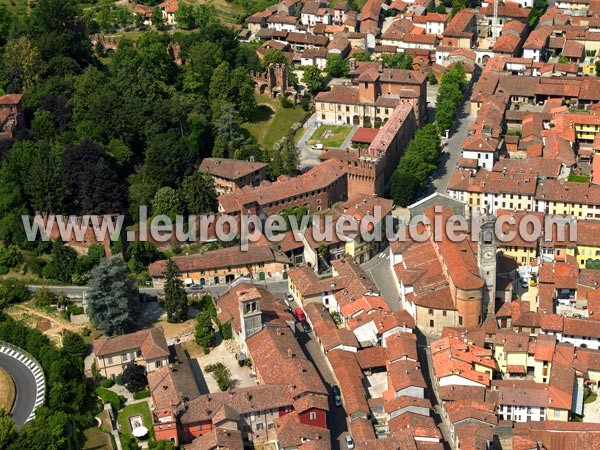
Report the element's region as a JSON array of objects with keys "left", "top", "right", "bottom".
[
  {"left": 345, "top": 435, "right": 355, "bottom": 449},
  {"left": 311, "top": 144, "right": 324, "bottom": 150}
]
